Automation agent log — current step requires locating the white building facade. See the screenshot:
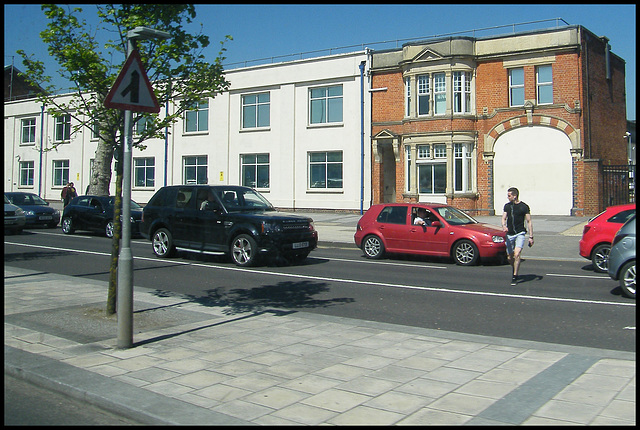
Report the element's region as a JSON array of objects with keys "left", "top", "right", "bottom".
[{"left": 5, "top": 51, "right": 371, "bottom": 212}]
